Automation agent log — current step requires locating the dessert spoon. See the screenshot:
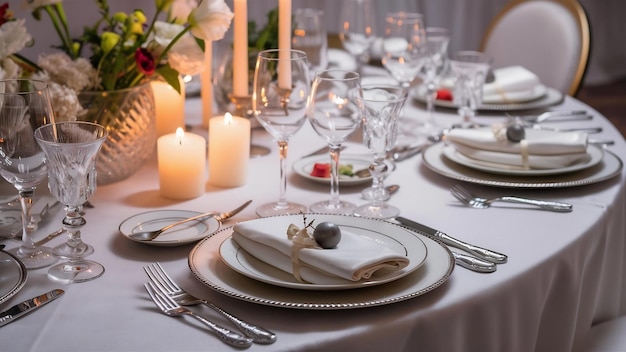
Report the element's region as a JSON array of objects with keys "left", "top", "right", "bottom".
[{"left": 129, "top": 200, "right": 252, "bottom": 241}]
